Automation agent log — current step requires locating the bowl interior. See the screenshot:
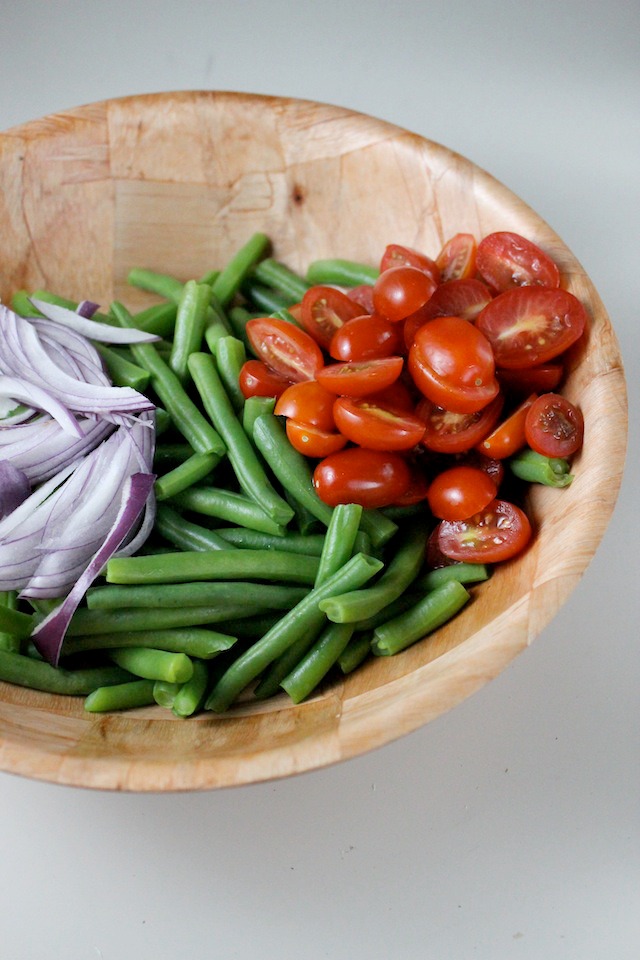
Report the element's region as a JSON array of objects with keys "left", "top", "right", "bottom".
[{"left": 0, "top": 91, "right": 627, "bottom": 790}]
